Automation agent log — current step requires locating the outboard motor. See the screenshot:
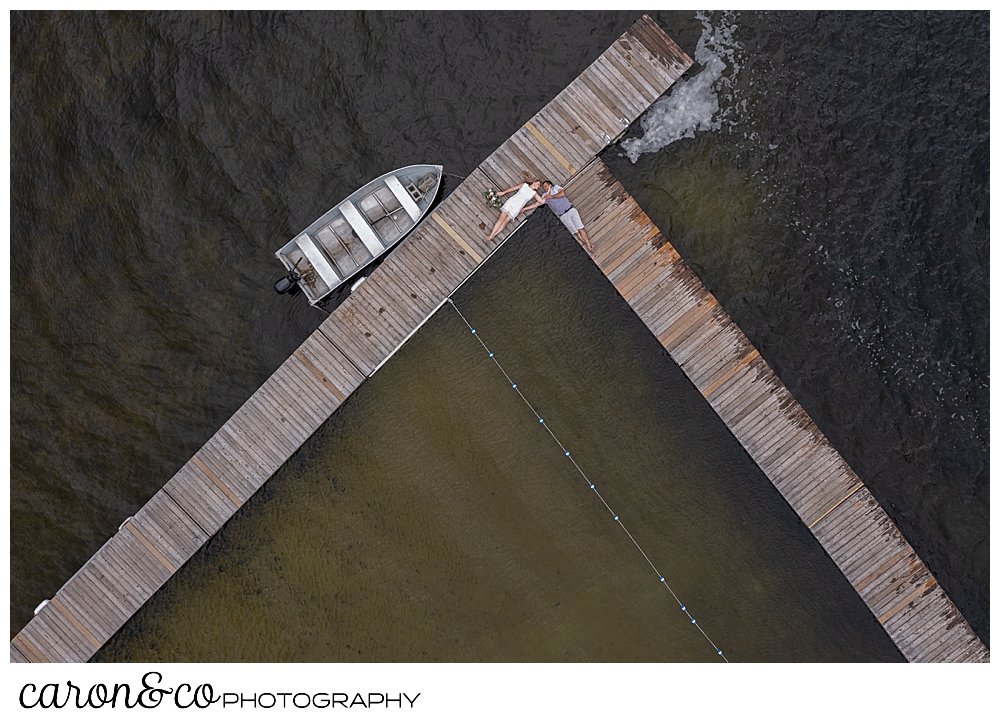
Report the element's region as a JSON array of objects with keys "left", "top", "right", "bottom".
[
  {"left": 274, "top": 259, "right": 302, "bottom": 295},
  {"left": 274, "top": 275, "right": 296, "bottom": 294}
]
